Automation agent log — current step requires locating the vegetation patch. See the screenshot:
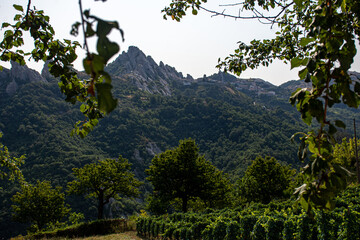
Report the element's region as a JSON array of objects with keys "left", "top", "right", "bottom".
[
  {"left": 136, "top": 185, "right": 360, "bottom": 240},
  {"left": 27, "top": 219, "right": 128, "bottom": 239}
]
